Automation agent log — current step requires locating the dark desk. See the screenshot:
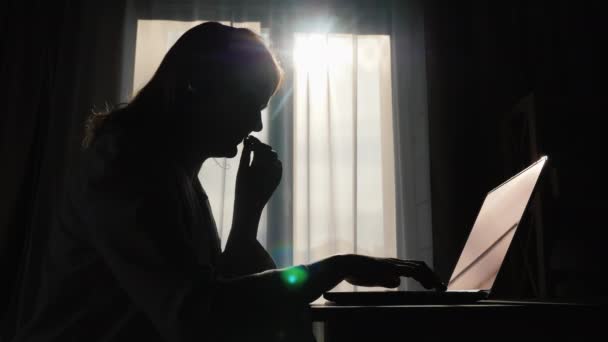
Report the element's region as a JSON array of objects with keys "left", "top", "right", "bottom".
[{"left": 310, "top": 300, "right": 604, "bottom": 340}]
